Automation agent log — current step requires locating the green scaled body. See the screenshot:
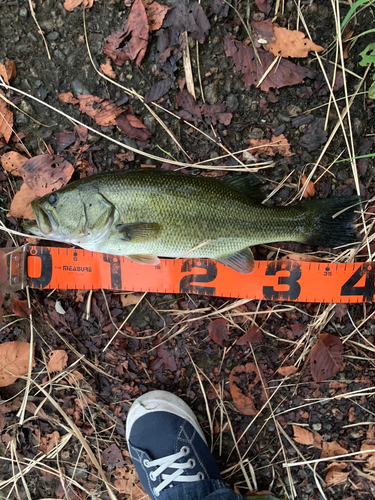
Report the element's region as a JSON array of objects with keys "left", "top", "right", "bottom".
[{"left": 24, "top": 169, "right": 359, "bottom": 274}]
